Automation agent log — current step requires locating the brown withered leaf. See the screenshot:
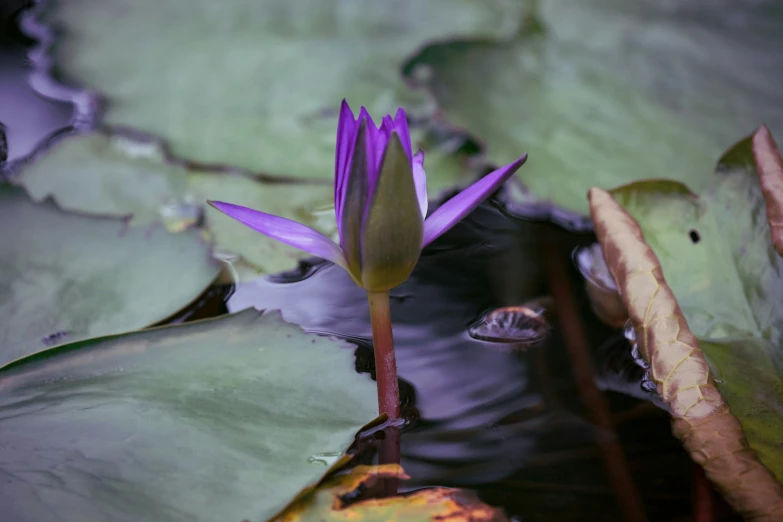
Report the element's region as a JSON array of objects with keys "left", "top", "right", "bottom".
[
  {"left": 753, "top": 125, "right": 783, "bottom": 257},
  {"left": 272, "top": 464, "right": 507, "bottom": 522},
  {"left": 605, "top": 134, "right": 783, "bottom": 483},
  {"left": 589, "top": 187, "right": 783, "bottom": 521}
]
